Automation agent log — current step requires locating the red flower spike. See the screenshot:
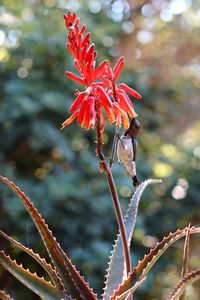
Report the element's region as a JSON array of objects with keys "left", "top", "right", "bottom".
[
  {"left": 118, "top": 83, "right": 142, "bottom": 99},
  {"left": 63, "top": 12, "right": 142, "bottom": 131},
  {"left": 68, "top": 92, "right": 86, "bottom": 113},
  {"left": 65, "top": 71, "right": 85, "bottom": 85},
  {"left": 61, "top": 110, "right": 79, "bottom": 129}
]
